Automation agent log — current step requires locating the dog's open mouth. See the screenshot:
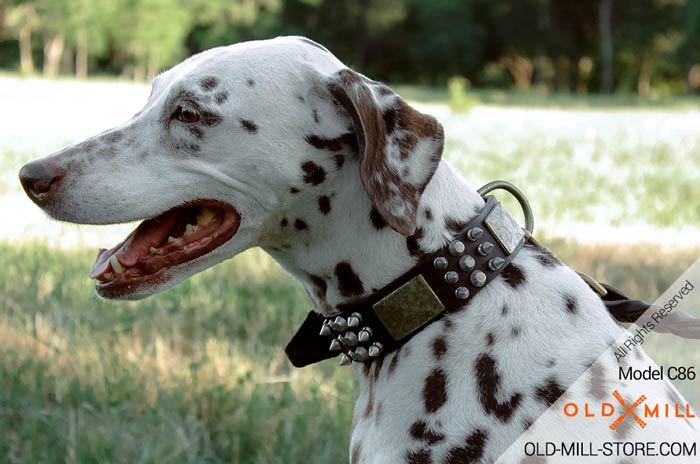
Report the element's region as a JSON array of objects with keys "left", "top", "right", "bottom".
[{"left": 89, "top": 200, "right": 240, "bottom": 292}]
